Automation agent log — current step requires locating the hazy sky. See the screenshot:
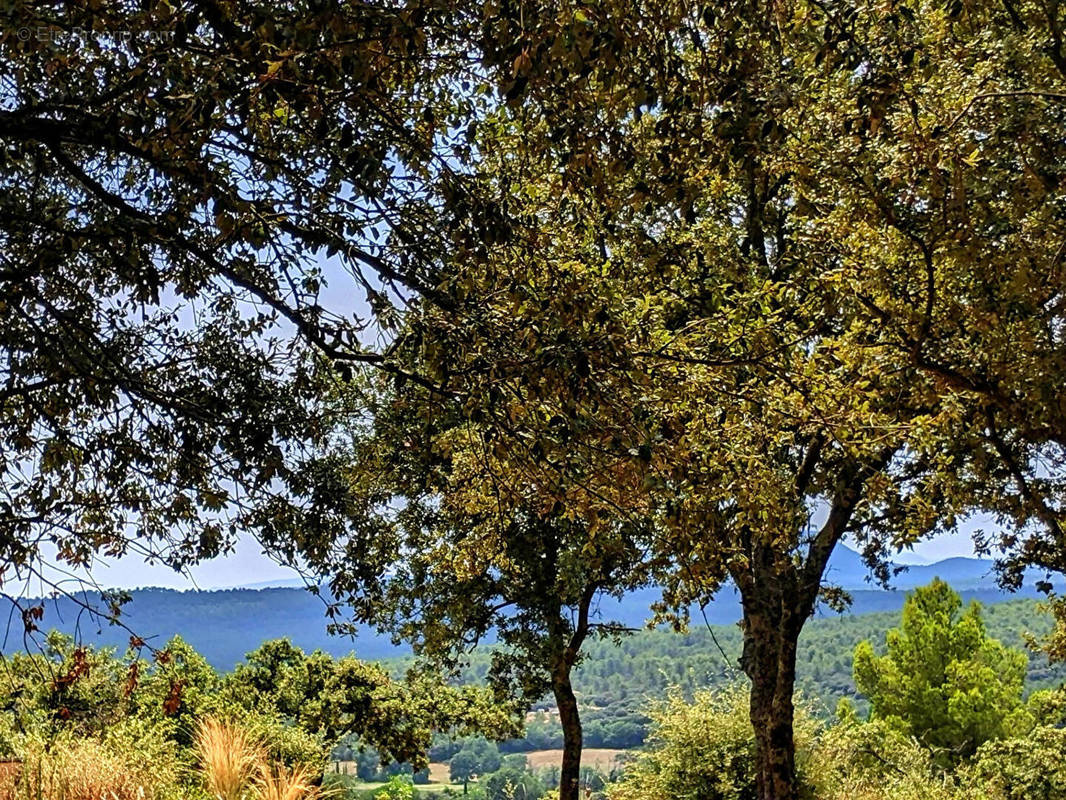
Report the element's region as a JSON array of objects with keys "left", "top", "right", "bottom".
[
  {"left": 12, "top": 534, "right": 303, "bottom": 594},
  {"left": 9, "top": 522, "right": 986, "bottom": 593}
]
